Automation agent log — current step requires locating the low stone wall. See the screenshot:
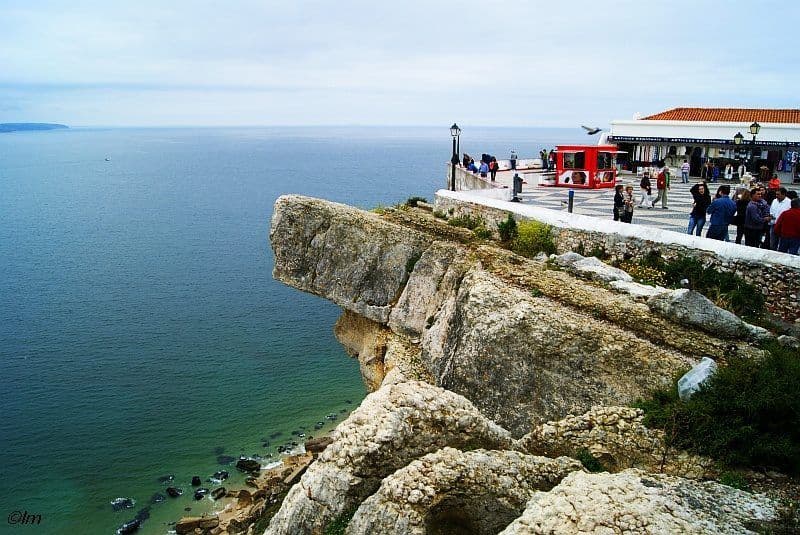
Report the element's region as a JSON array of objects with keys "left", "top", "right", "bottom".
[
  {"left": 434, "top": 190, "right": 800, "bottom": 323},
  {"left": 446, "top": 163, "right": 506, "bottom": 192}
]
